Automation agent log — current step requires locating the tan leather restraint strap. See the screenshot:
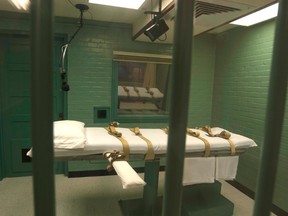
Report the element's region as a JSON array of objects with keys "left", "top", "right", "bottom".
[
  {"left": 196, "top": 125, "right": 214, "bottom": 137},
  {"left": 197, "top": 125, "right": 236, "bottom": 155},
  {"left": 133, "top": 87, "right": 140, "bottom": 98},
  {"left": 187, "top": 129, "right": 211, "bottom": 157},
  {"left": 123, "top": 86, "right": 130, "bottom": 97},
  {"left": 105, "top": 125, "right": 130, "bottom": 160},
  {"left": 104, "top": 151, "right": 126, "bottom": 172},
  {"left": 215, "top": 131, "right": 236, "bottom": 156},
  {"left": 163, "top": 127, "right": 211, "bottom": 157},
  {"left": 146, "top": 87, "right": 154, "bottom": 99},
  {"left": 162, "top": 127, "right": 169, "bottom": 134},
  {"left": 130, "top": 127, "right": 155, "bottom": 160}
]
